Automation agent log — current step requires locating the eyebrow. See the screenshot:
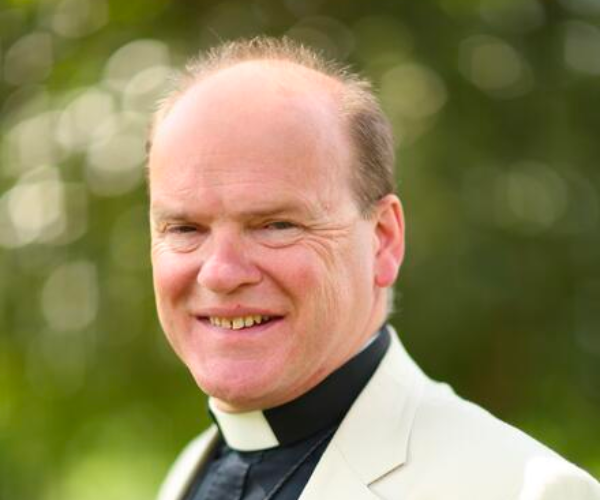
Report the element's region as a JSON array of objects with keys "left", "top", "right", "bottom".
[
  {"left": 150, "top": 202, "right": 317, "bottom": 224},
  {"left": 149, "top": 207, "right": 184, "bottom": 224},
  {"left": 243, "top": 204, "right": 314, "bottom": 219}
]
